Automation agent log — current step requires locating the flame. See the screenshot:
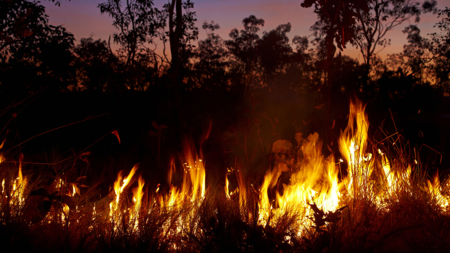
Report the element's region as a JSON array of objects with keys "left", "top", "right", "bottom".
[
  {"left": 131, "top": 175, "right": 145, "bottom": 230},
  {"left": 338, "top": 100, "right": 373, "bottom": 199},
  {"left": 11, "top": 158, "right": 27, "bottom": 209},
  {"left": 258, "top": 133, "right": 341, "bottom": 234},
  {"left": 183, "top": 143, "right": 205, "bottom": 202},
  {"left": 427, "top": 172, "right": 449, "bottom": 209},
  {"left": 70, "top": 184, "right": 79, "bottom": 197},
  {"left": 225, "top": 168, "right": 239, "bottom": 201},
  {"left": 225, "top": 171, "right": 230, "bottom": 200},
  {"left": 1, "top": 98, "right": 450, "bottom": 245},
  {"left": 161, "top": 139, "right": 206, "bottom": 207},
  {"left": 253, "top": 99, "right": 450, "bottom": 235},
  {"left": 109, "top": 164, "right": 138, "bottom": 229},
  {"left": 61, "top": 203, "right": 70, "bottom": 223},
  {"left": 235, "top": 166, "right": 247, "bottom": 211},
  {"left": 157, "top": 138, "right": 206, "bottom": 240}
]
